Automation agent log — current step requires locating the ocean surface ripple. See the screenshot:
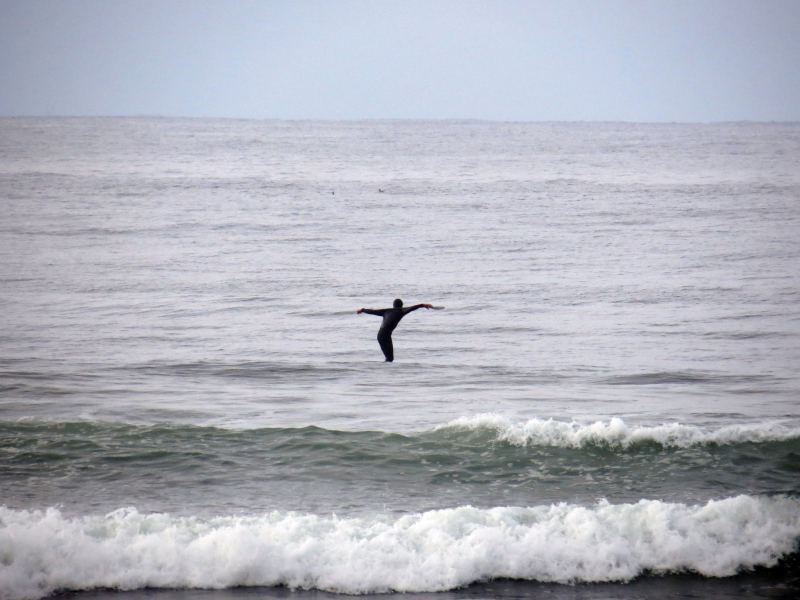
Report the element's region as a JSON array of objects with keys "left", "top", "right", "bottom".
[{"left": 2, "top": 118, "right": 800, "bottom": 599}]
